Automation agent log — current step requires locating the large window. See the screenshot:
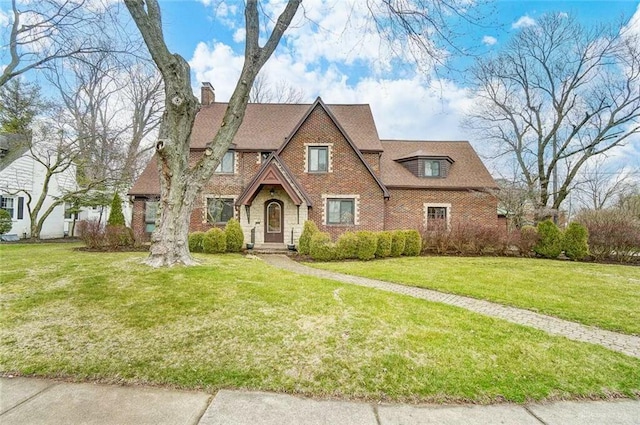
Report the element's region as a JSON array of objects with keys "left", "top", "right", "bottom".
[
  {"left": 1, "top": 196, "right": 15, "bottom": 218},
  {"left": 426, "top": 206, "right": 448, "bottom": 231},
  {"left": 423, "top": 160, "right": 441, "bottom": 177},
  {"left": 215, "top": 151, "right": 235, "bottom": 174},
  {"left": 308, "top": 146, "right": 328, "bottom": 173},
  {"left": 145, "top": 201, "right": 158, "bottom": 233},
  {"left": 327, "top": 198, "right": 354, "bottom": 225},
  {"left": 207, "top": 198, "right": 234, "bottom": 223}
]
